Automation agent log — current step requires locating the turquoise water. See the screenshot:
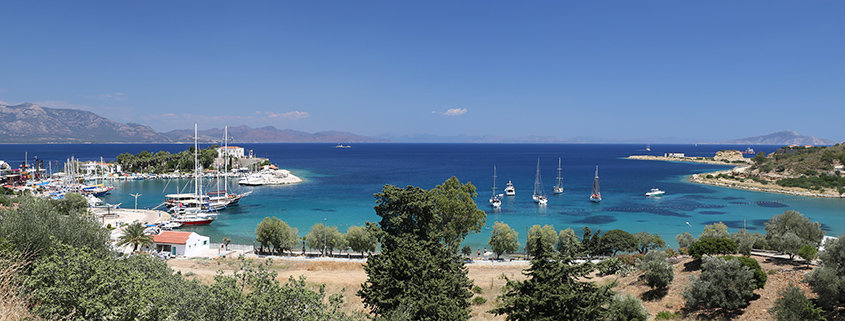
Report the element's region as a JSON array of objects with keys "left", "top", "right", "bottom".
[{"left": 3, "top": 143, "right": 844, "bottom": 249}]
